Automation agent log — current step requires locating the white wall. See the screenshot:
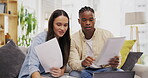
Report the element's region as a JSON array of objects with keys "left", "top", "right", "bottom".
[
  {"left": 19, "top": 0, "right": 39, "bottom": 13},
  {"left": 98, "top": 0, "right": 122, "bottom": 37}
]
